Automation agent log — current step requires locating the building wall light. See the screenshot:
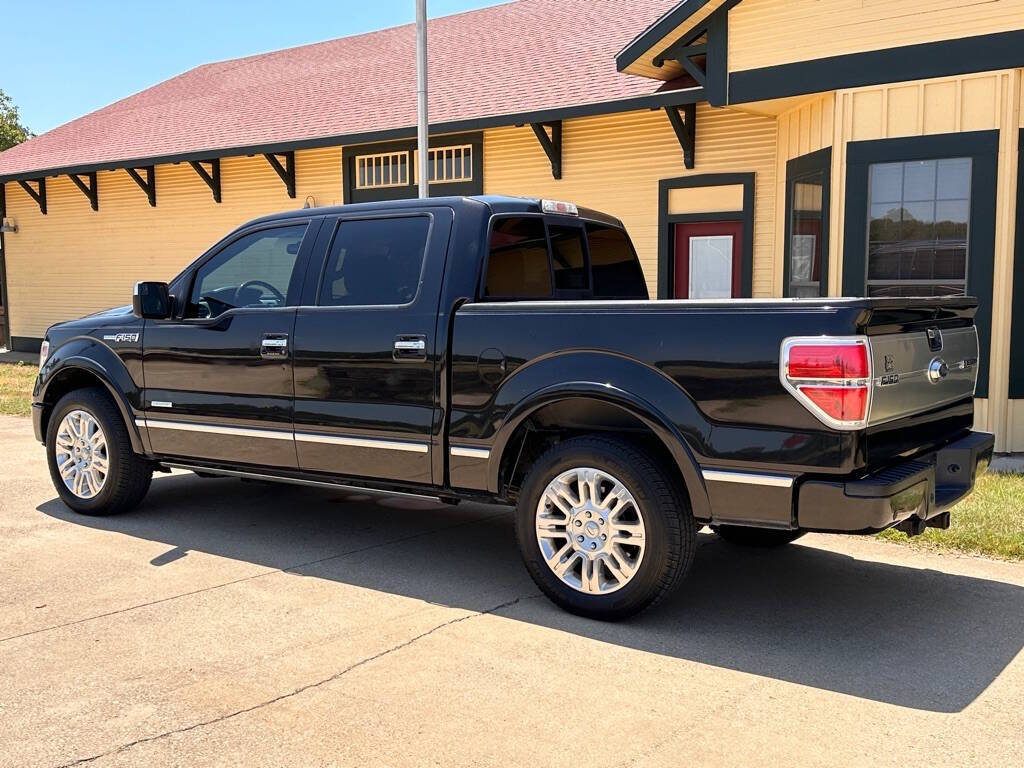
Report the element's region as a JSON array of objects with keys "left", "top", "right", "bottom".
[{"left": 0, "top": 218, "right": 17, "bottom": 234}]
